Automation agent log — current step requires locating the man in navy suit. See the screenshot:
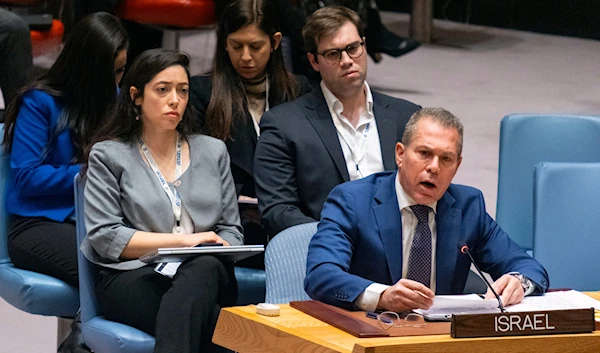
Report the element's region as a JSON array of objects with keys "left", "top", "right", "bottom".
[
  {"left": 305, "top": 108, "right": 549, "bottom": 312},
  {"left": 254, "top": 6, "right": 420, "bottom": 237}
]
